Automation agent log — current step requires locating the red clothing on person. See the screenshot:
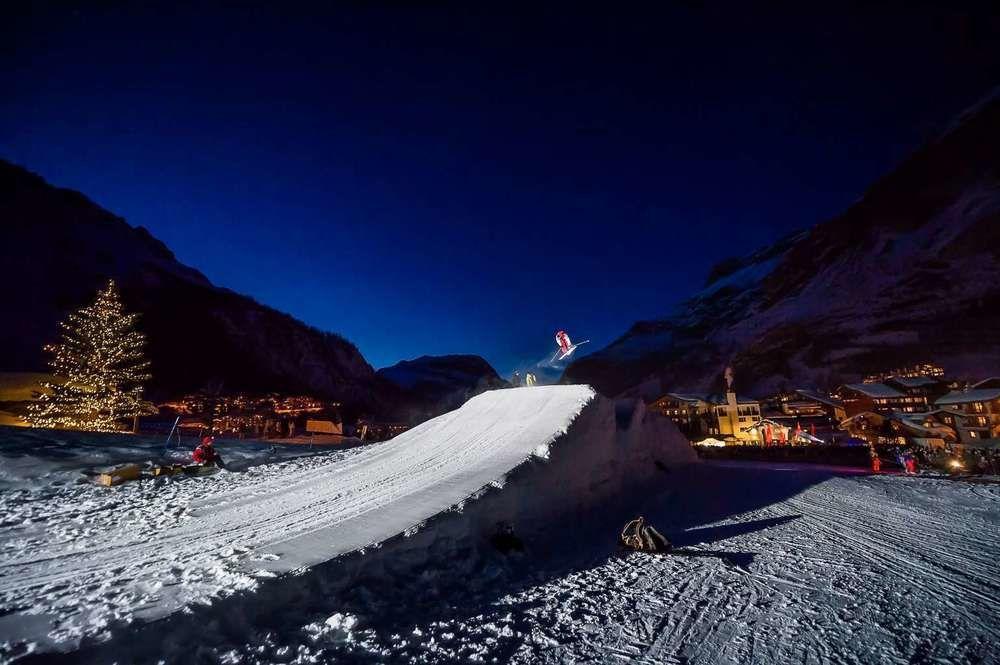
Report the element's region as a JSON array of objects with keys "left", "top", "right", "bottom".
[
  {"left": 871, "top": 456, "right": 881, "bottom": 473},
  {"left": 193, "top": 443, "right": 219, "bottom": 465}
]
